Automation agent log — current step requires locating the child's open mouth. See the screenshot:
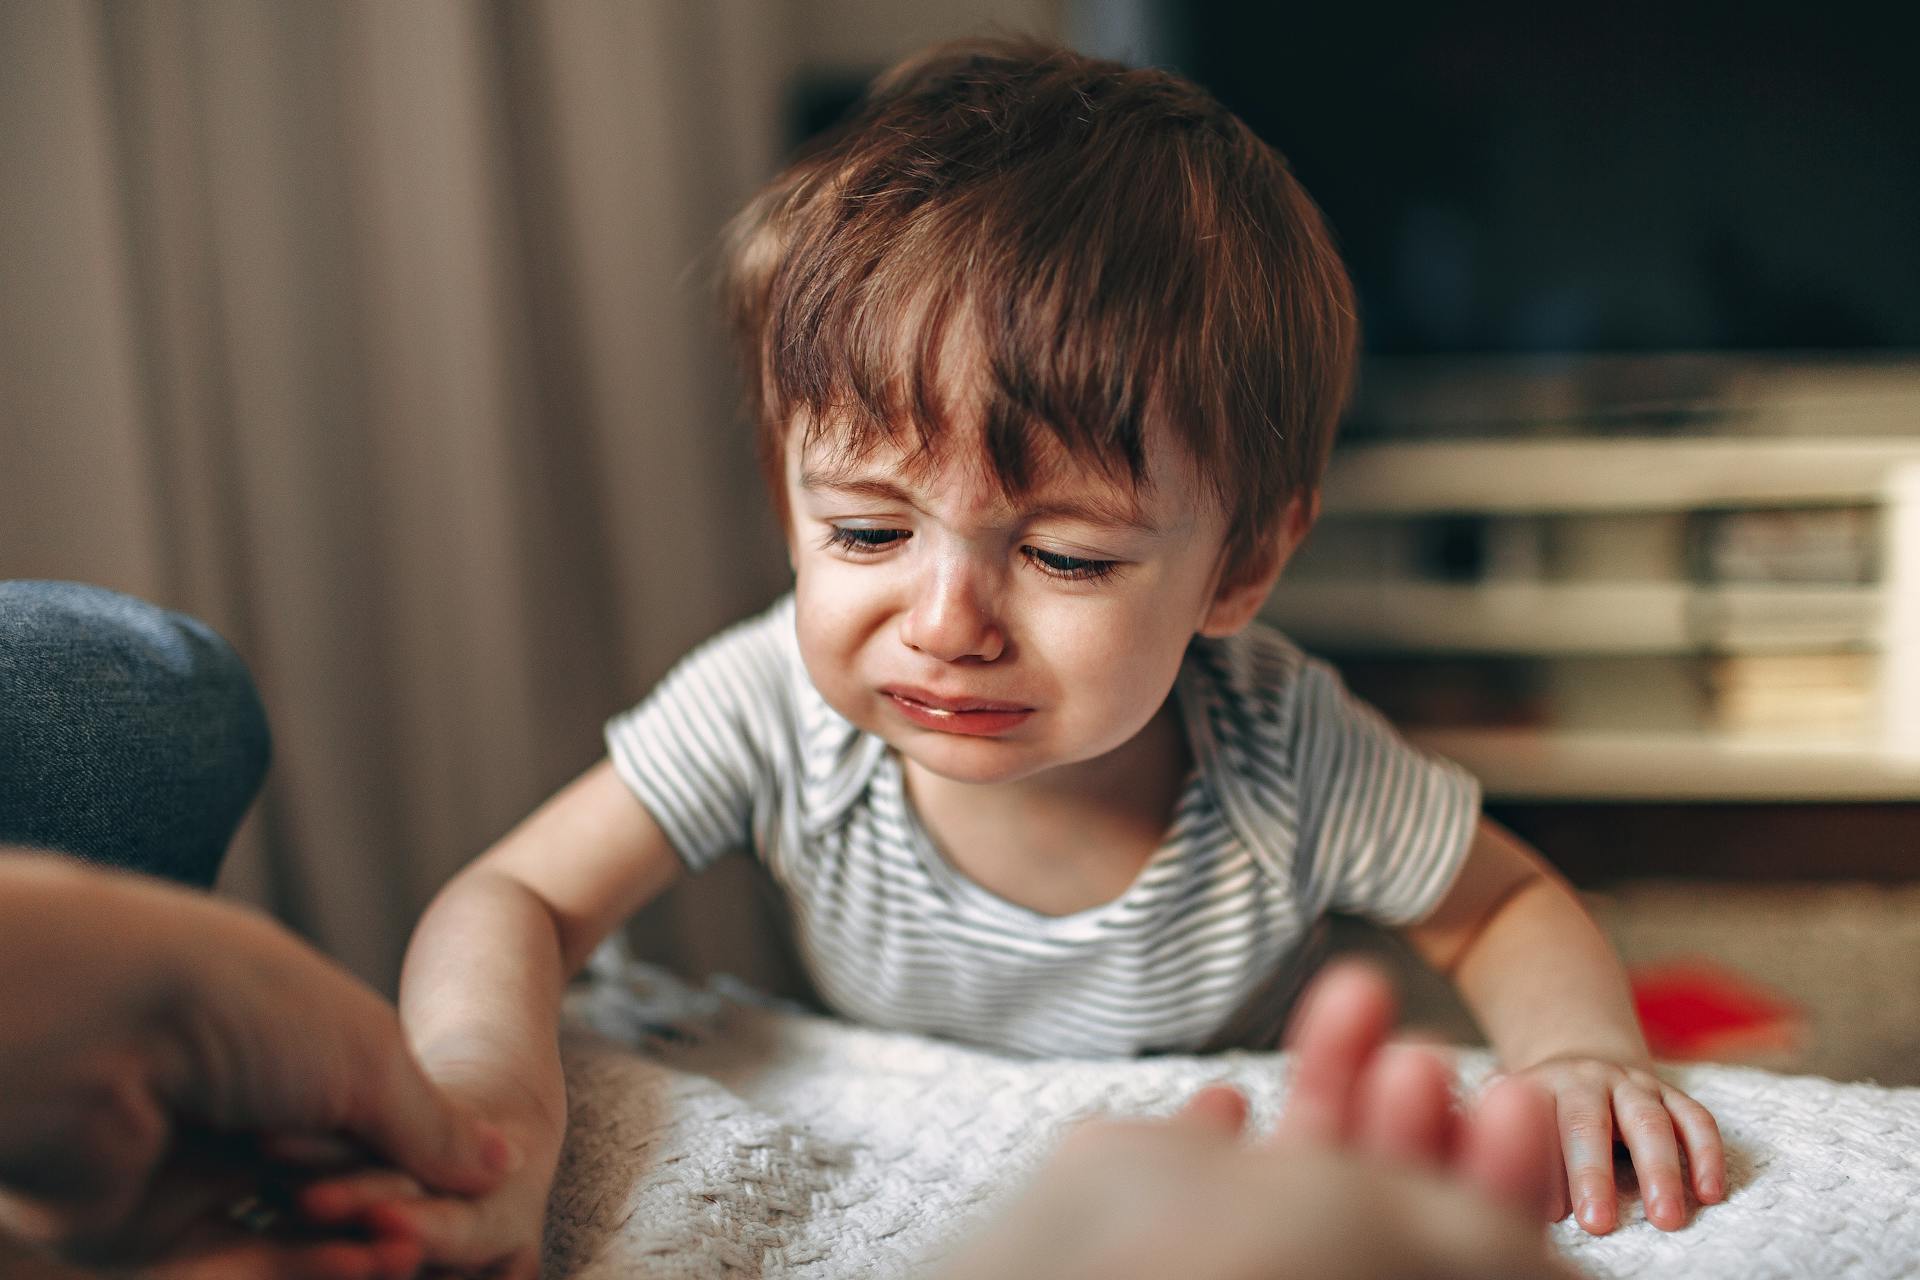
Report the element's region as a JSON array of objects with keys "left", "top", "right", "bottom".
[{"left": 881, "top": 686, "right": 1034, "bottom": 736}]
